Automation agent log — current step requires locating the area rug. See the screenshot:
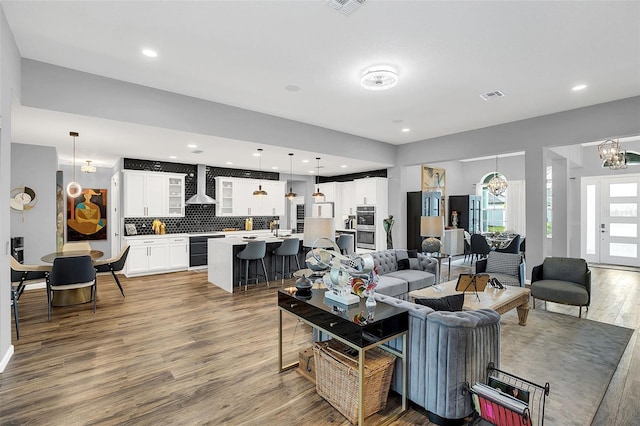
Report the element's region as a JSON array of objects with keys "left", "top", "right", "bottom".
[{"left": 498, "top": 309, "right": 634, "bottom": 426}]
